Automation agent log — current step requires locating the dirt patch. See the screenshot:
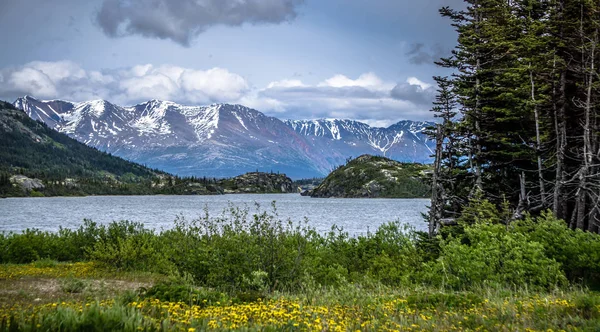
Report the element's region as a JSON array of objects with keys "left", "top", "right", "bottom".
[{"left": 0, "top": 277, "right": 153, "bottom": 307}]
